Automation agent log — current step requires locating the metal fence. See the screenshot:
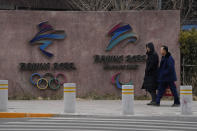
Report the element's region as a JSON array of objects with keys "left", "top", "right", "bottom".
[{"left": 182, "top": 59, "right": 197, "bottom": 95}]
